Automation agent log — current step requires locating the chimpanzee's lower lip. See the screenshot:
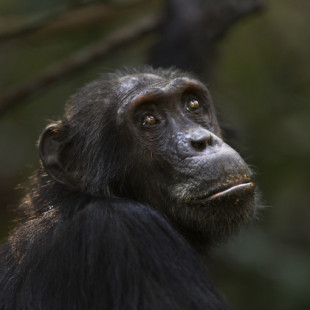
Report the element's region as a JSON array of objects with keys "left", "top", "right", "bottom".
[
  {"left": 188, "top": 182, "right": 255, "bottom": 204},
  {"left": 206, "top": 182, "right": 255, "bottom": 201}
]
